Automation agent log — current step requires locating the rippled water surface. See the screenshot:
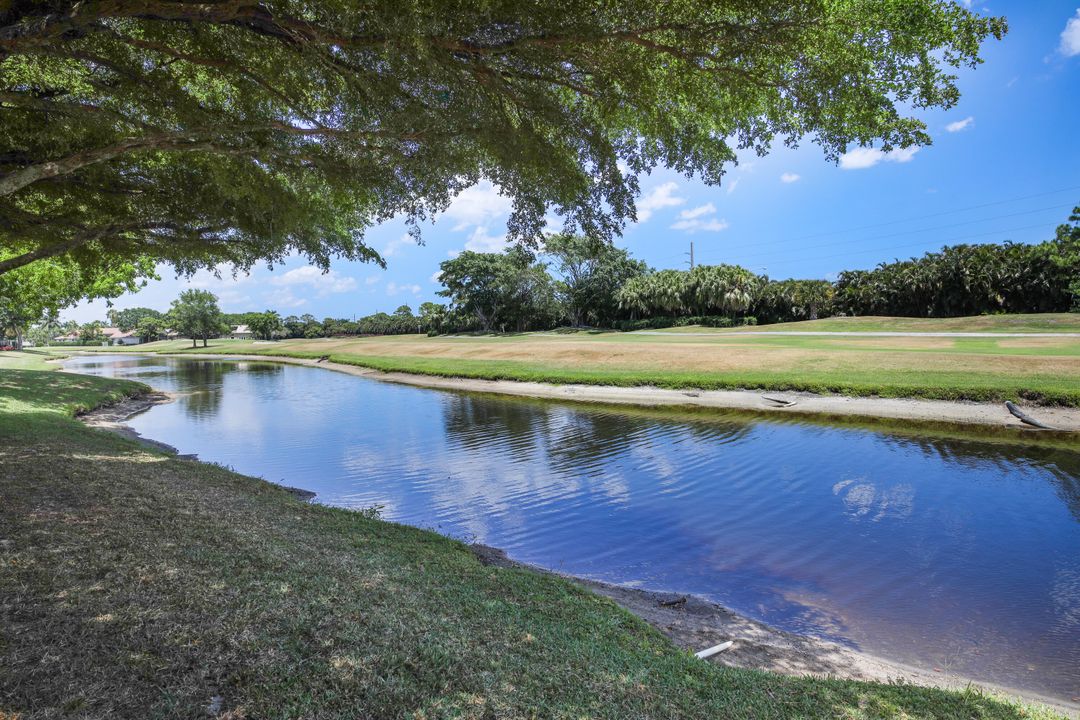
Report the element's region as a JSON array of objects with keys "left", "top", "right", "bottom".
[{"left": 66, "top": 355, "right": 1080, "bottom": 699}]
